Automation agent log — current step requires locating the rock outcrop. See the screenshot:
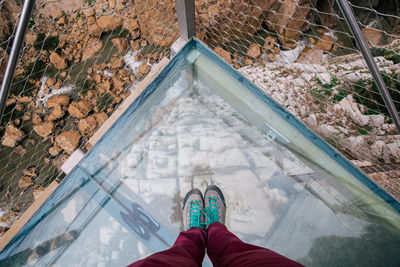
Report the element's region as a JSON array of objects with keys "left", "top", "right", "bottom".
[
  {"left": 33, "top": 121, "right": 54, "bottom": 137},
  {"left": 1, "top": 124, "right": 25, "bottom": 147},
  {"left": 266, "top": 0, "right": 317, "bottom": 49},
  {"left": 55, "top": 129, "right": 81, "bottom": 154},
  {"left": 68, "top": 100, "right": 92, "bottom": 118},
  {"left": 49, "top": 52, "right": 67, "bottom": 69}
]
